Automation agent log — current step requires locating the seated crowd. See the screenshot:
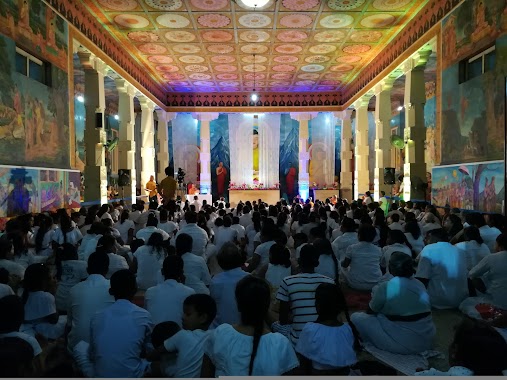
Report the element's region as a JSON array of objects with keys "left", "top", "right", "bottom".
[{"left": 0, "top": 193, "right": 507, "bottom": 377}]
